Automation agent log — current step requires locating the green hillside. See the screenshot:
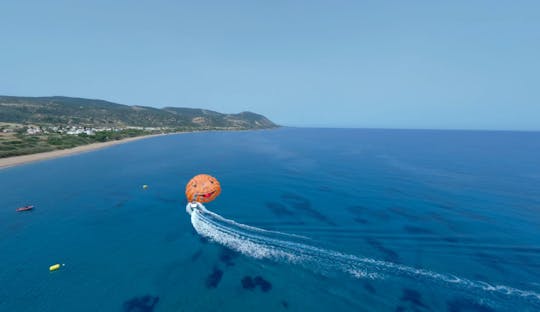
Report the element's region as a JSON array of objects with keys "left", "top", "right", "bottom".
[
  {"left": 0, "top": 95, "right": 278, "bottom": 158},
  {"left": 0, "top": 96, "right": 277, "bottom": 129}
]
